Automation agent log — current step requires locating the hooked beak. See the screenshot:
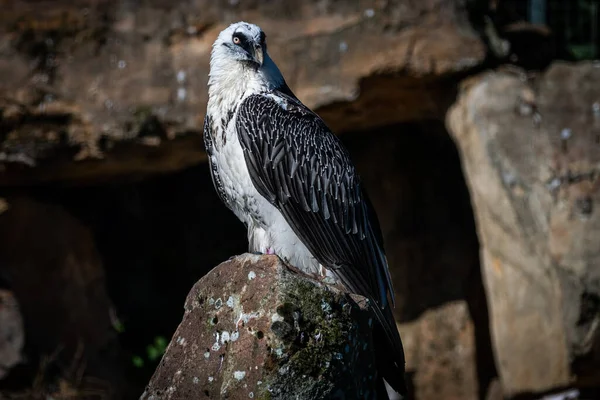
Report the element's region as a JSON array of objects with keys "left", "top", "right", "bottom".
[{"left": 251, "top": 44, "right": 264, "bottom": 66}]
